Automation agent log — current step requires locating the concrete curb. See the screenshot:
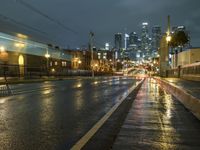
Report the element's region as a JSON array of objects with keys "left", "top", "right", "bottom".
[{"left": 154, "top": 77, "right": 200, "bottom": 120}]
